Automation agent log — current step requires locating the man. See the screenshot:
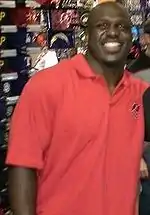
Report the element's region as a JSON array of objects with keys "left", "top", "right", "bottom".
[
  {"left": 6, "top": 2, "right": 150, "bottom": 215},
  {"left": 128, "top": 19, "right": 150, "bottom": 215},
  {"left": 129, "top": 19, "right": 150, "bottom": 80}
]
